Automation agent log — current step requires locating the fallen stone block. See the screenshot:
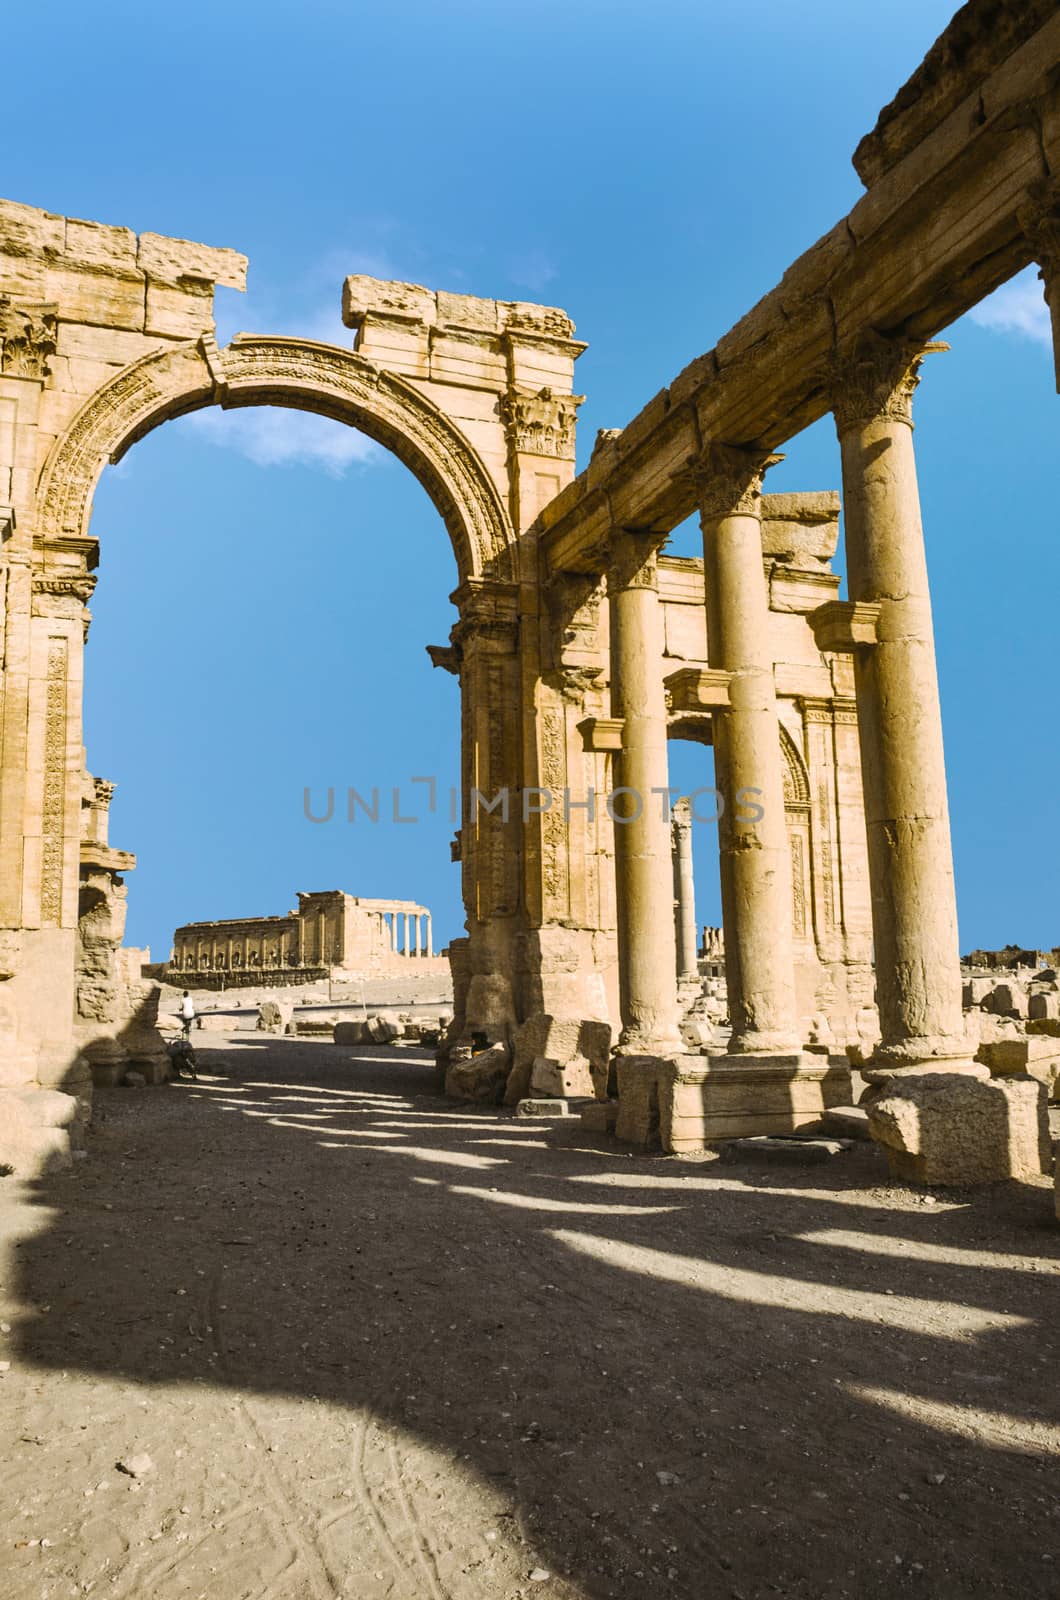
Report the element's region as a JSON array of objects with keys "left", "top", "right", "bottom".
[
  {"left": 506, "top": 1014, "right": 611, "bottom": 1104},
  {"left": 1029, "top": 992, "right": 1060, "bottom": 1022},
  {"left": 721, "top": 1136, "right": 850, "bottom": 1164},
  {"left": 257, "top": 996, "right": 293, "bottom": 1034},
  {"left": 445, "top": 1042, "right": 510, "bottom": 1103},
  {"left": 529, "top": 1054, "right": 595, "bottom": 1099},
  {"left": 333, "top": 1020, "right": 368, "bottom": 1046},
  {"left": 820, "top": 1105, "right": 872, "bottom": 1140},
  {"left": 979, "top": 1036, "right": 1060, "bottom": 1099},
  {"left": 867, "top": 1072, "right": 1050, "bottom": 1186},
  {"left": 515, "top": 1098, "right": 572, "bottom": 1118}
]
